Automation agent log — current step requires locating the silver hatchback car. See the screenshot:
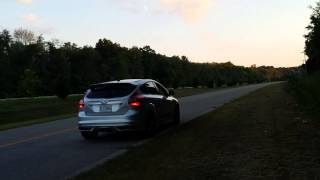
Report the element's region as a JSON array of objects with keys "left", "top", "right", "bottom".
[{"left": 78, "top": 79, "right": 180, "bottom": 139}]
